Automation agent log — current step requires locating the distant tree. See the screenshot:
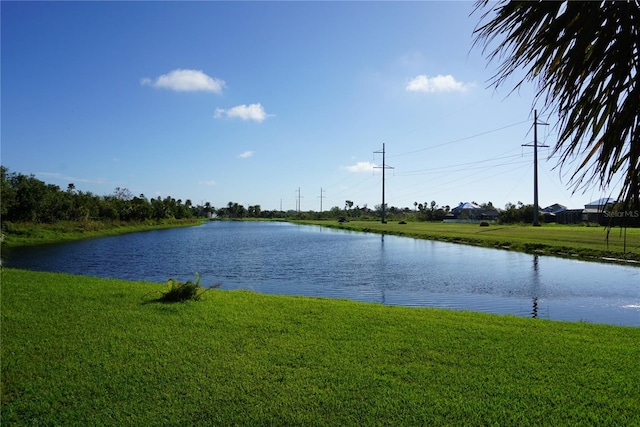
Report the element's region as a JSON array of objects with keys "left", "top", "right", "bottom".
[
  {"left": 150, "top": 197, "right": 166, "bottom": 220},
  {"left": 70, "top": 190, "right": 100, "bottom": 221},
  {"left": 345, "top": 200, "right": 354, "bottom": 211},
  {"left": 130, "top": 195, "right": 153, "bottom": 221},
  {"left": 41, "top": 183, "right": 69, "bottom": 222},
  {"left": 0, "top": 166, "right": 15, "bottom": 219},
  {"left": 247, "top": 205, "right": 261, "bottom": 218},
  {"left": 204, "top": 202, "right": 213, "bottom": 216},
  {"left": 474, "top": 0, "right": 640, "bottom": 212},
  {"left": 329, "top": 206, "right": 342, "bottom": 217},
  {"left": 114, "top": 187, "right": 133, "bottom": 201},
  {"left": 173, "top": 199, "right": 192, "bottom": 219},
  {"left": 9, "top": 173, "right": 49, "bottom": 222},
  {"left": 235, "top": 203, "right": 246, "bottom": 218},
  {"left": 162, "top": 197, "right": 178, "bottom": 219},
  {"left": 373, "top": 204, "right": 387, "bottom": 218},
  {"left": 224, "top": 202, "right": 246, "bottom": 218},
  {"left": 100, "top": 198, "right": 120, "bottom": 221},
  {"left": 498, "top": 202, "right": 535, "bottom": 224}
]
